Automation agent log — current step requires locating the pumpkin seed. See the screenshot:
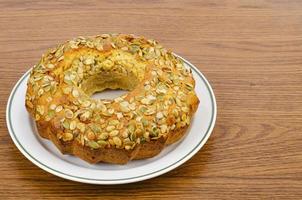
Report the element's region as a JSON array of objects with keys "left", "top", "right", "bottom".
[
  {"left": 176, "top": 97, "right": 182, "bottom": 107},
  {"left": 26, "top": 101, "right": 34, "bottom": 109},
  {"left": 109, "top": 130, "right": 119, "bottom": 137},
  {"left": 182, "top": 106, "right": 189, "bottom": 113},
  {"left": 63, "top": 87, "right": 72, "bottom": 94},
  {"left": 83, "top": 57, "right": 95, "bottom": 65},
  {"left": 47, "top": 110, "right": 55, "bottom": 119},
  {"left": 150, "top": 127, "right": 159, "bottom": 137},
  {"left": 106, "top": 126, "right": 115, "bottom": 132},
  {"left": 116, "top": 112, "right": 123, "bottom": 119},
  {"left": 141, "top": 118, "right": 148, "bottom": 126},
  {"left": 160, "top": 124, "right": 168, "bottom": 134},
  {"left": 144, "top": 131, "right": 150, "bottom": 139},
  {"left": 185, "top": 83, "right": 193, "bottom": 90},
  {"left": 109, "top": 120, "right": 119, "bottom": 126},
  {"left": 36, "top": 105, "right": 44, "bottom": 115},
  {"left": 80, "top": 111, "right": 91, "bottom": 121},
  {"left": 82, "top": 100, "right": 91, "bottom": 107},
  {"left": 120, "top": 101, "right": 130, "bottom": 112},
  {"left": 130, "top": 132, "right": 136, "bottom": 141},
  {"left": 72, "top": 89, "right": 79, "bottom": 97},
  {"left": 139, "top": 106, "right": 147, "bottom": 113},
  {"left": 87, "top": 131, "right": 96, "bottom": 140},
  {"left": 62, "top": 120, "right": 70, "bottom": 129},
  {"left": 69, "top": 120, "right": 76, "bottom": 130},
  {"left": 65, "top": 109, "right": 74, "bottom": 119},
  {"left": 113, "top": 137, "right": 122, "bottom": 146},
  {"left": 121, "top": 130, "right": 128, "bottom": 138},
  {"left": 99, "top": 132, "right": 108, "bottom": 140},
  {"left": 128, "top": 124, "right": 135, "bottom": 134},
  {"left": 77, "top": 122, "right": 86, "bottom": 132},
  {"left": 90, "top": 124, "right": 100, "bottom": 133},
  {"left": 88, "top": 141, "right": 99, "bottom": 149},
  {"left": 156, "top": 112, "right": 163, "bottom": 119},
  {"left": 62, "top": 132, "right": 73, "bottom": 141},
  {"left": 49, "top": 104, "right": 56, "bottom": 110},
  {"left": 38, "top": 88, "right": 44, "bottom": 96},
  {"left": 107, "top": 108, "right": 114, "bottom": 115},
  {"left": 97, "top": 140, "right": 107, "bottom": 147}
]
